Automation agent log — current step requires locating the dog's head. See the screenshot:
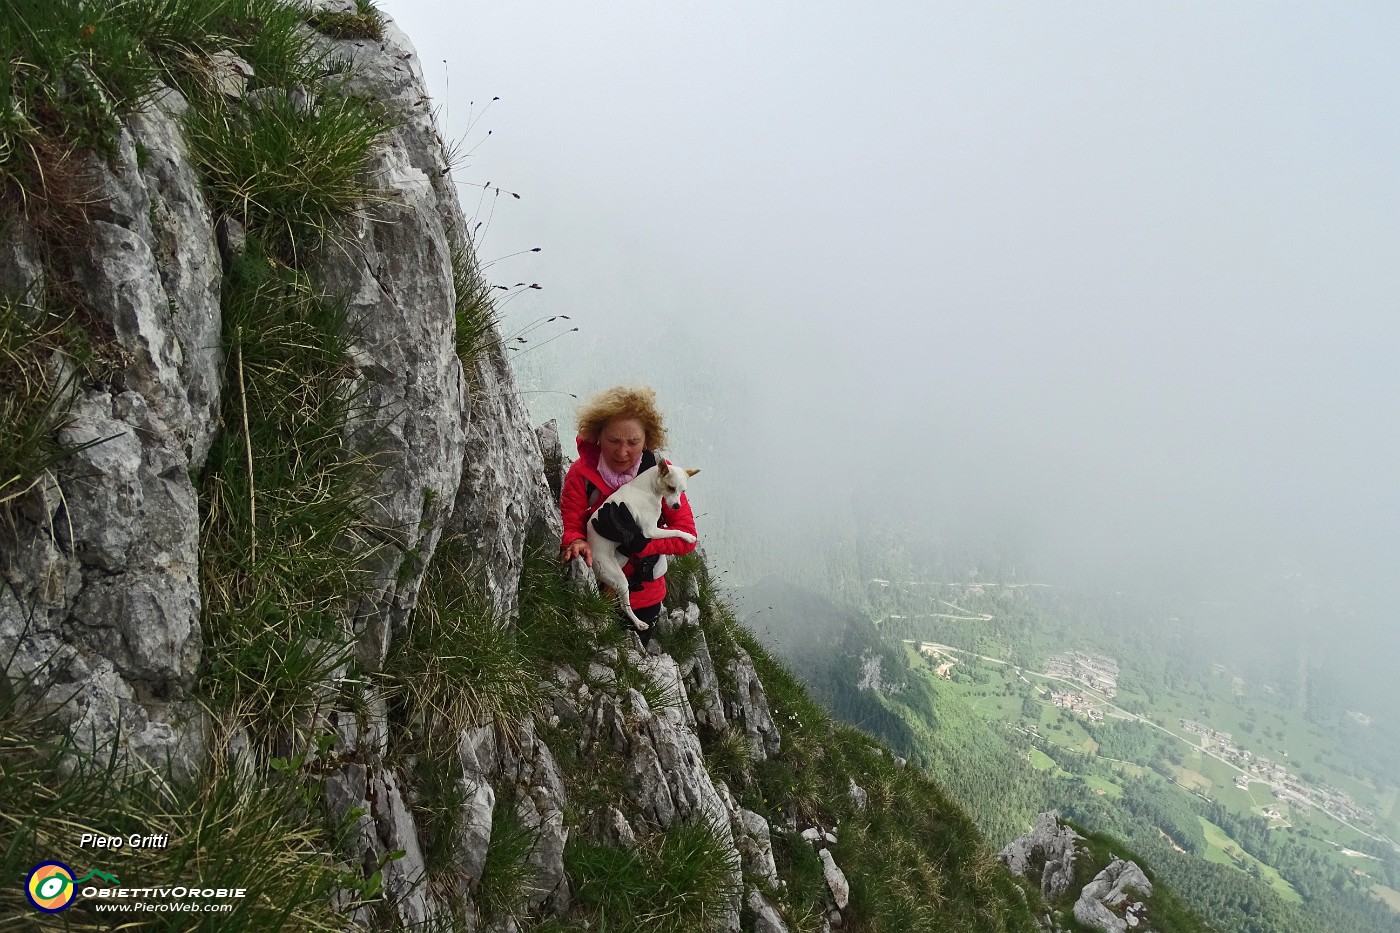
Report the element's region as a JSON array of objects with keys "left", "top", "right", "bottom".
[{"left": 656, "top": 459, "right": 699, "bottom": 509}]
